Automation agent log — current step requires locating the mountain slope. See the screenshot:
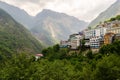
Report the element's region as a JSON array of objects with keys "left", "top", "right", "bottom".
[
  {"left": 31, "top": 9, "right": 88, "bottom": 46},
  {"left": 0, "top": 1, "right": 33, "bottom": 29},
  {"left": 0, "top": 1, "right": 88, "bottom": 46},
  {"left": 0, "top": 8, "right": 43, "bottom": 55},
  {"left": 89, "top": 0, "right": 120, "bottom": 28}
]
